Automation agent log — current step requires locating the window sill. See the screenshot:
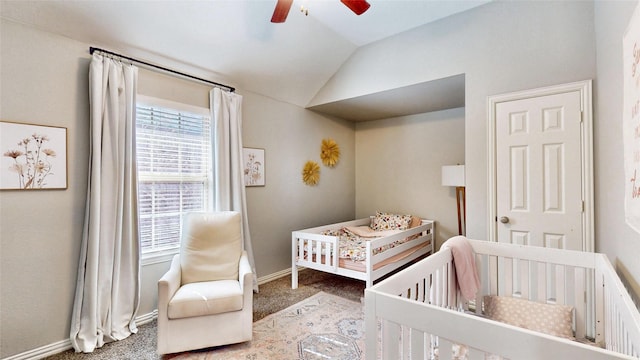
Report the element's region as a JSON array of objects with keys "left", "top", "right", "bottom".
[{"left": 141, "top": 248, "right": 179, "bottom": 266}]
